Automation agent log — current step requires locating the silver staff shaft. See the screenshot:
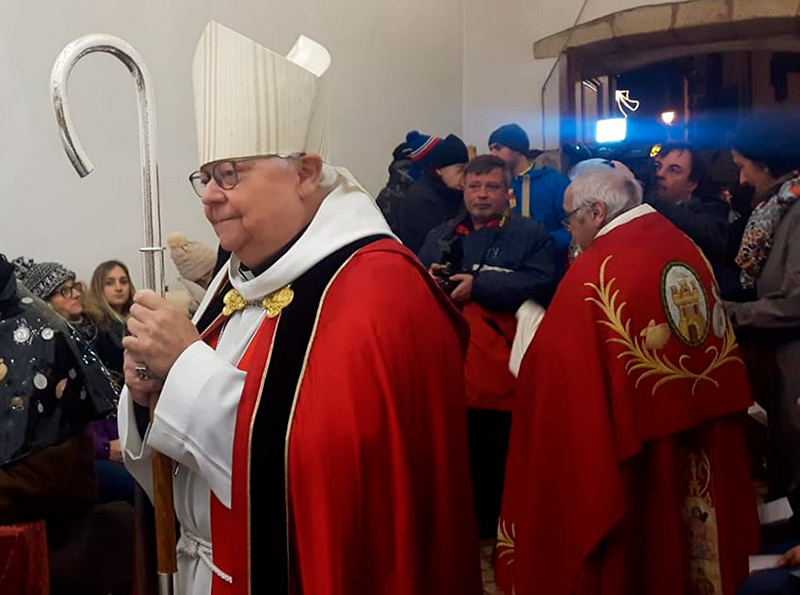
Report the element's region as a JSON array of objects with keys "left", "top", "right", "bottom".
[{"left": 51, "top": 34, "right": 174, "bottom": 595}]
